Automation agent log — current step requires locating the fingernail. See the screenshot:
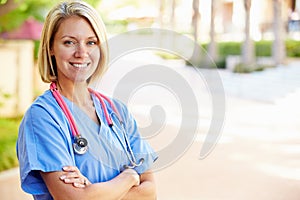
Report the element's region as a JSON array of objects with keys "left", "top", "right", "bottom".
[
  {"left": 74, "top": 182, "right": 82, "bottom": 188},
  {"left": 59, "top": 175, "right": 66, "bottom": 180}
]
